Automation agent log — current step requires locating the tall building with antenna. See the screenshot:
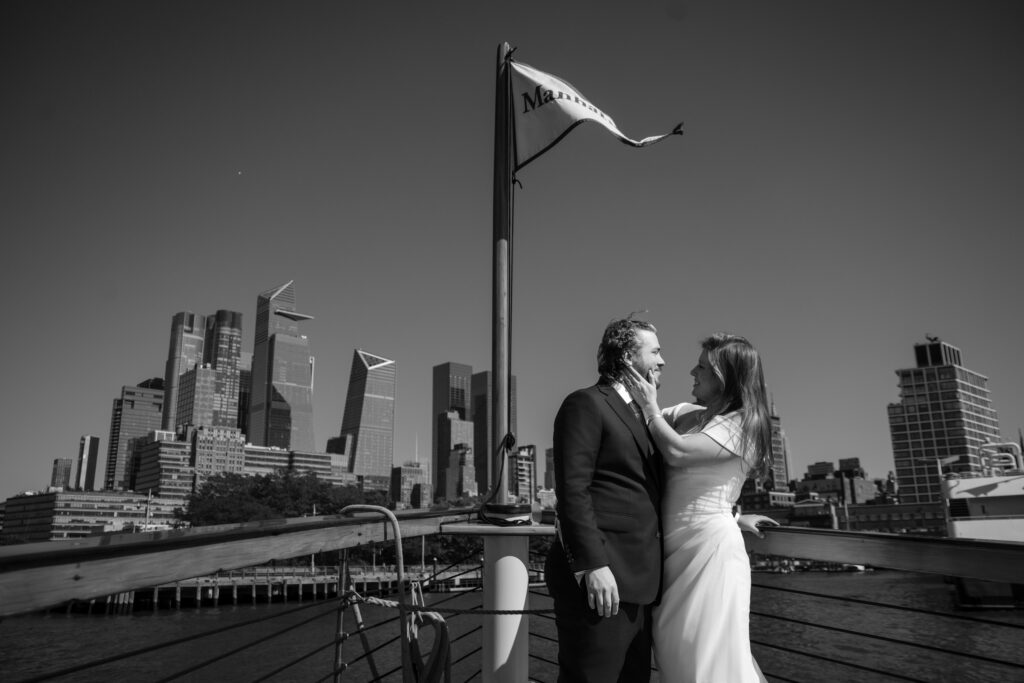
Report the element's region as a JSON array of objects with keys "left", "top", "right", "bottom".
[
  {"left": 887, "top": 337, "right": 1002, "bottom": 503},
  {"left": 248, "top": 281, "right": 315, "bottom": 452}
]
